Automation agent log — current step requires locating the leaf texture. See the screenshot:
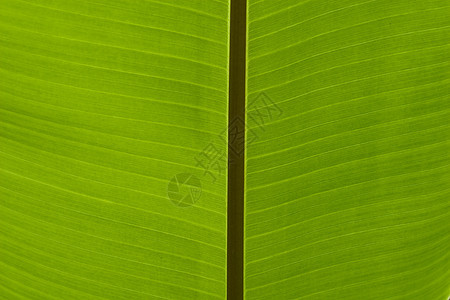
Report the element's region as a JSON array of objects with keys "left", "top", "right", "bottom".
[
  {"left": 245, "top": 0, "right": 450, "bottom": 299},
  {"left": 0, "top": 0, "right": 229, "bottom": 299}
]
